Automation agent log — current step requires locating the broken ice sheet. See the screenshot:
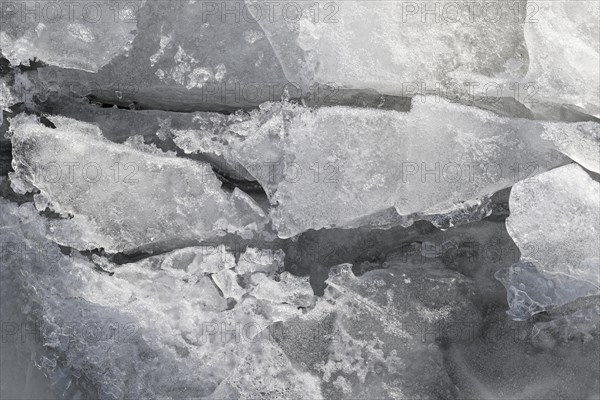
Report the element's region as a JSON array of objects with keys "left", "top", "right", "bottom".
[
  {"left": 8, "top": 114, "right": 268, "bottom": 253},
  {"left": 496, "top": 164, "right": 600, "bottom": 320},
  {"left": 172, "top": 99, "right": 593, "bottom": 238},
  {"left": 0, "top": 199, "right": 320, "bottom": 399},
  {"left": 0, "top": 1, "right": 142, "bottom": 72}
]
